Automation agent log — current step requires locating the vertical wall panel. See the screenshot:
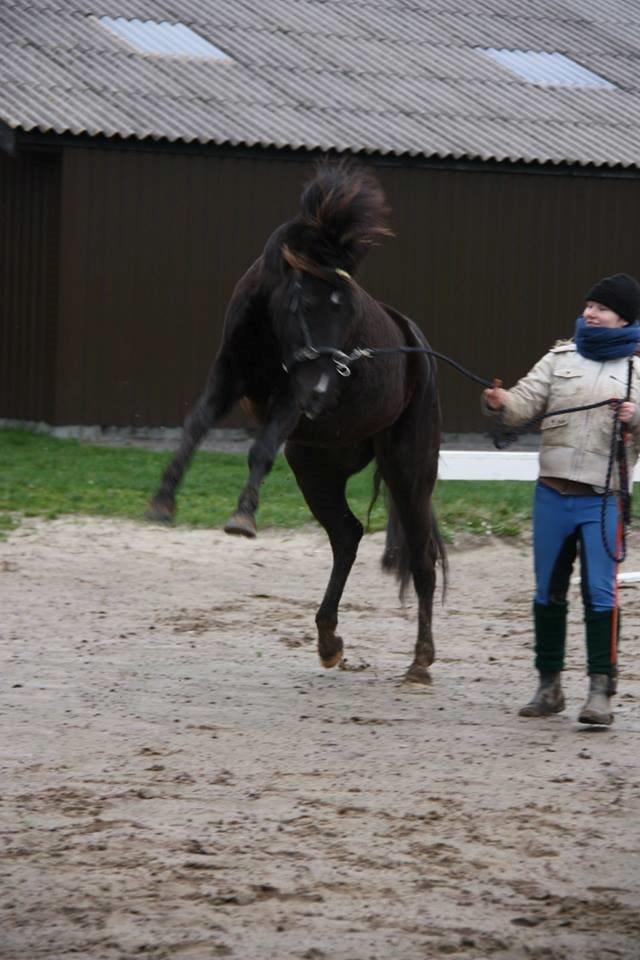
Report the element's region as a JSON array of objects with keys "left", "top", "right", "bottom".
[
  {"left": 56, "top": 148, "right": 312, "bottom": 427},
  {"left": 364, "top": 164, "right": 640, "bottom": 431},
  {"left": 50, "top": 146, "right": 640, "bottom": 431},
  {"left": 0, "top": 150, "right": 60, "bottom": 422}
]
